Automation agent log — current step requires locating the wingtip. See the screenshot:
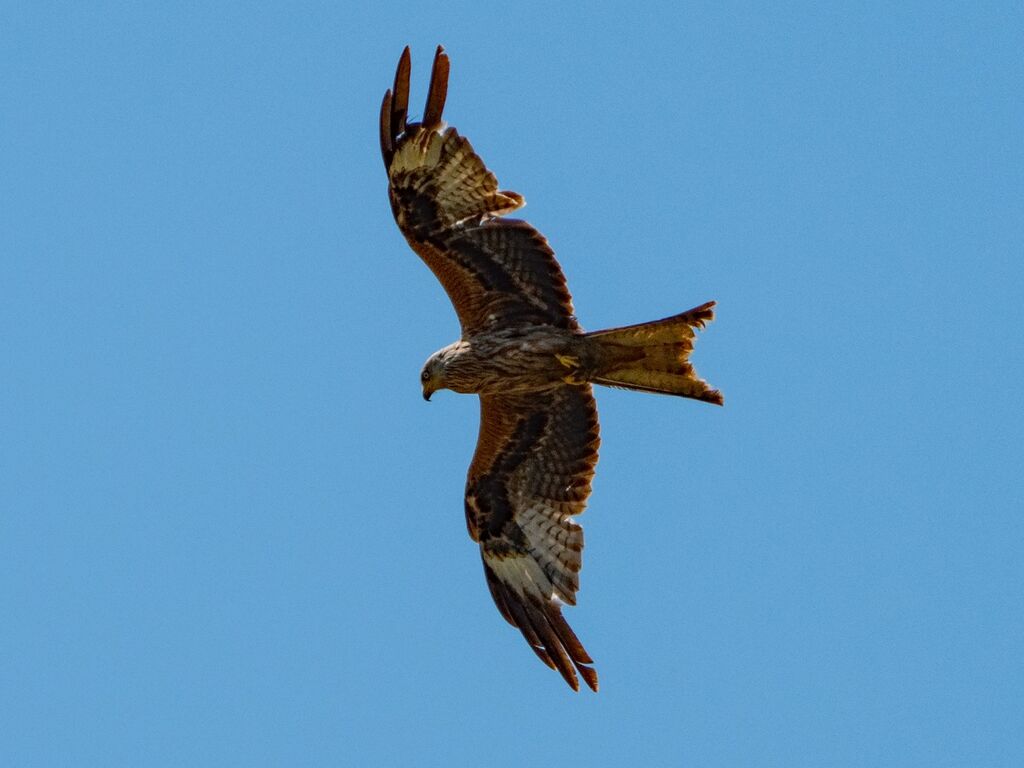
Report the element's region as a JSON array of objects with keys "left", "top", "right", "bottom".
[
  {"left": 392, "top": 46, "right": 411, "bottom": 137},
  {"left": 423, "top": 45, "right": 450, "bottom": 130},
  {"left": 379, "top": 89, "right": 394, "bottom": 168},
  {"left": 558, "top": 661, "right": 600, "bottom": 693},
  {"left": 579, "top": 664, "right": 599, "bottom": 692}
]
